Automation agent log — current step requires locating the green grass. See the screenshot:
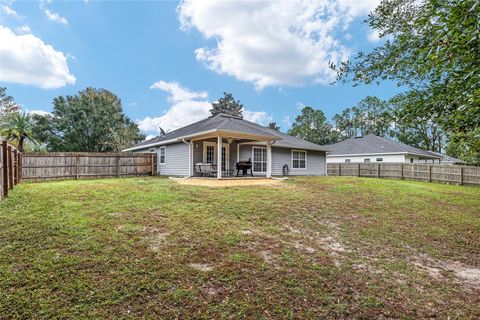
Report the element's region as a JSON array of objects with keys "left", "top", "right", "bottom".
[{"left": 1, "top": 177, "right": 479, "bottom": 319}]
